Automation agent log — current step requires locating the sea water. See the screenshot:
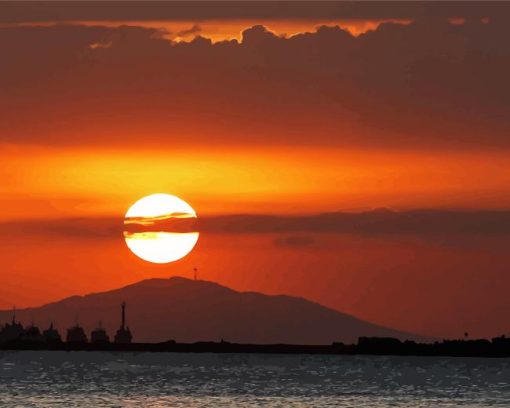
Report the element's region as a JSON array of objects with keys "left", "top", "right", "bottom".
[{"left": 1, "top": 351, "right": 509, "bottom": 407}]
